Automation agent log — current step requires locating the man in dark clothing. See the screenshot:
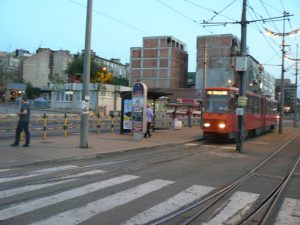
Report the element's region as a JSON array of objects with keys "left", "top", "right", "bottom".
[{"left": 11, "top": 96, "right": 31, "bottom": 147}]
